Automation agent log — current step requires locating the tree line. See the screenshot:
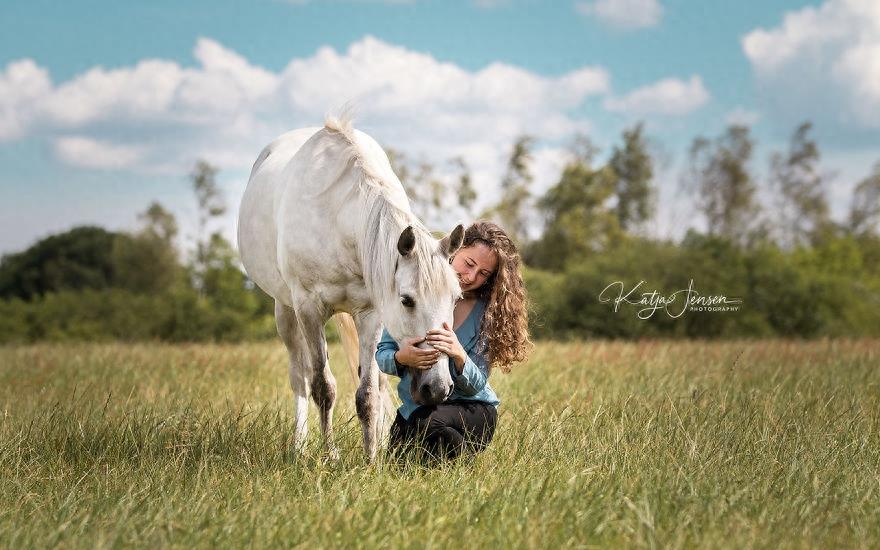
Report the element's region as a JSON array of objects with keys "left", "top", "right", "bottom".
[
  {"left": 0, "top": 162, "right": 275, "bottom": 342},
  {"left": 2, "top": 121, "right": 879, "bottom": 342}
]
